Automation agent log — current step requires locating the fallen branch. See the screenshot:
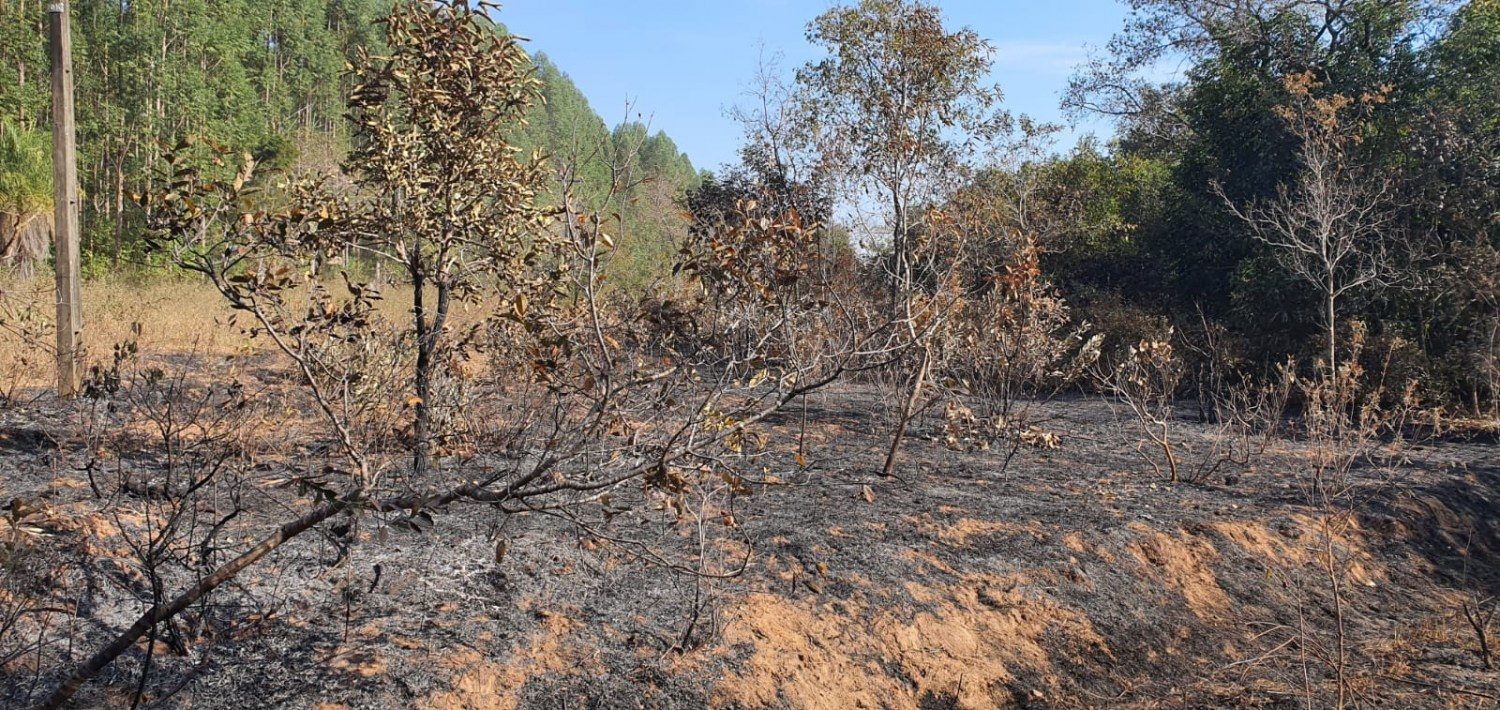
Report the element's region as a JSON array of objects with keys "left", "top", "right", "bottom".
[{"left": 35, "top": 500, "right": 348, "bottom": 710}]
